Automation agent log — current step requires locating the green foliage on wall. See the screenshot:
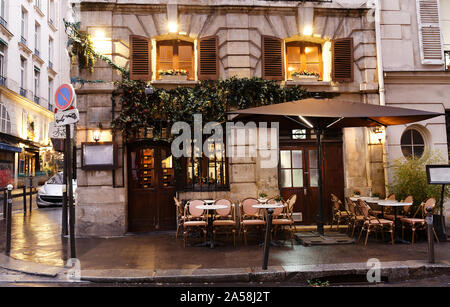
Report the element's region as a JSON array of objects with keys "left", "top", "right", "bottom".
[
  {"left": 111, "top": 77, "right": 312, "bottom": 136},
  {"left": 388, "top": 151, "right": 449, "bottom": 213}
]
